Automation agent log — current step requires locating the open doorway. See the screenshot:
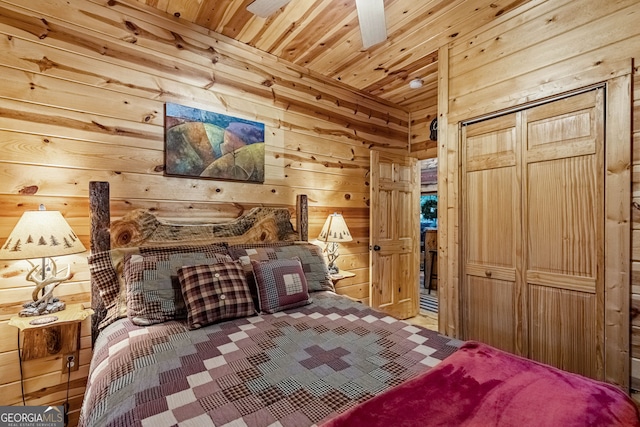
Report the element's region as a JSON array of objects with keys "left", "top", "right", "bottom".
[{"left": 419, "top": 159, "right": 438, "bottom": 327}]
